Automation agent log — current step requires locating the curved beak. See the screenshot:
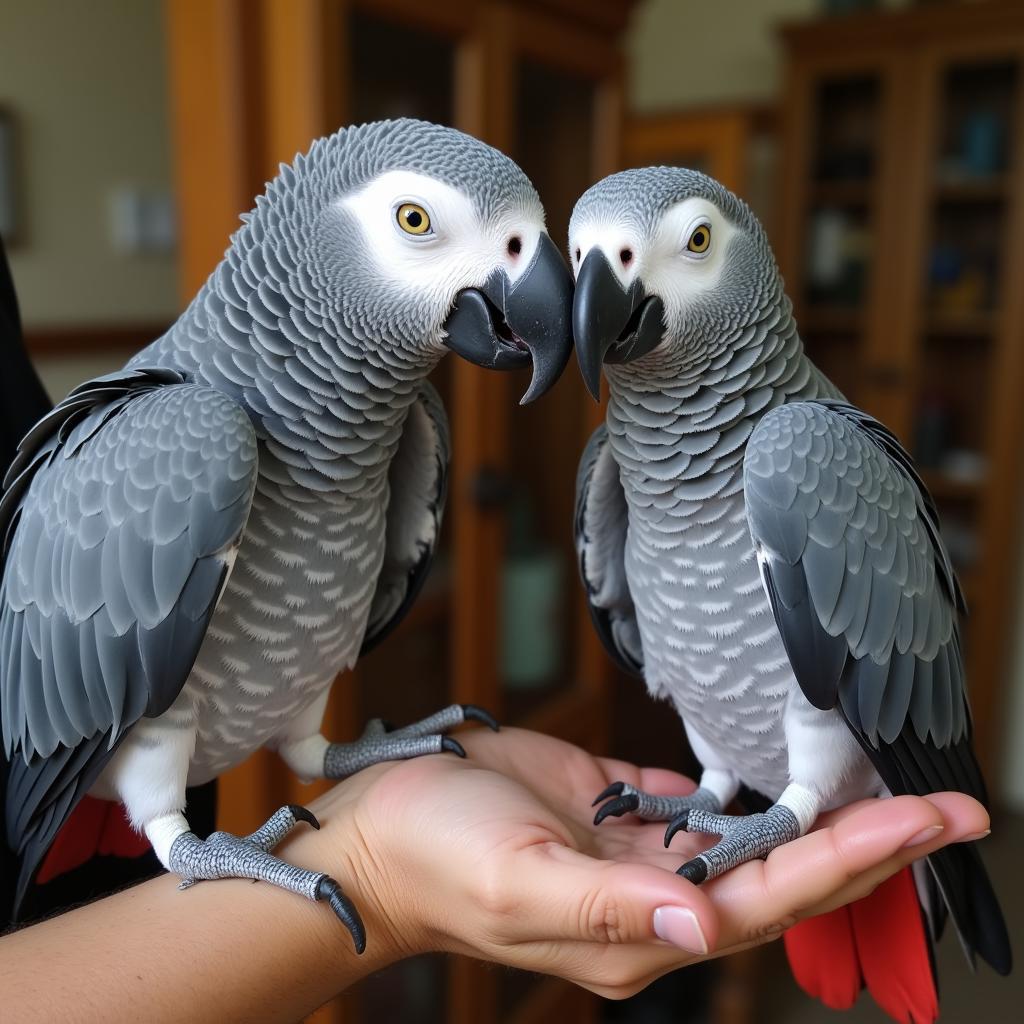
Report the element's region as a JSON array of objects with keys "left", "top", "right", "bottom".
[
  {"left": 442, "top": 233, "right": 573, "bottom": 404},
  {"left": 572, "top": 249, "right": 665, "bottom": 401}
]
